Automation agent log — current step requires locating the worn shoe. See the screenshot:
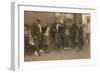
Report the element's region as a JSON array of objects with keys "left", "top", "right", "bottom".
[{"left": 34, "top": 51, "right": 40, "bottom": 56}]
